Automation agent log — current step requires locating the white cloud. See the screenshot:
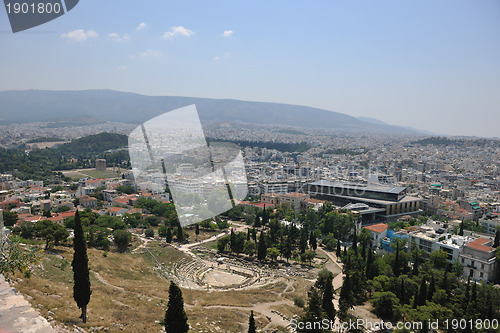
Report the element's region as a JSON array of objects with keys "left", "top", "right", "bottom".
[
  {"left": 223, "top": 30, "right": 234, "bottom": 37},
  {"left": 140, "top": 49, "right": 163, "bottom": 58},
  {"left": 214, "top": 56, "right": 219, "bottom": 61},
  {"left": 108, "top": 33, "right": 130, "bottom": 42},
  {"left": 117, "top": 65, "right": 127, "bottom": 70},
  {"left": 137, "top": 22, "right": 147, "bottom": 31},
  {"left": 163, "top": 26, "right": 194, "bottom": 39},
  {"left": 60, "top": 29, "right": 98, "bottom": 42}
]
